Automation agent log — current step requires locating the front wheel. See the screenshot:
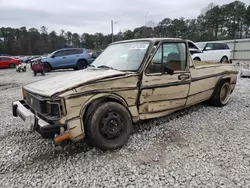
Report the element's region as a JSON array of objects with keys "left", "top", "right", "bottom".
[
  {"left": 43, "top": 63, "right": 52, "bottom": 72},
  {"left": 209, "top": 80, "right": 231, "bottom": 106},
  {"left": 86, "top": 102, "right": 133, "bottom": 150}
]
